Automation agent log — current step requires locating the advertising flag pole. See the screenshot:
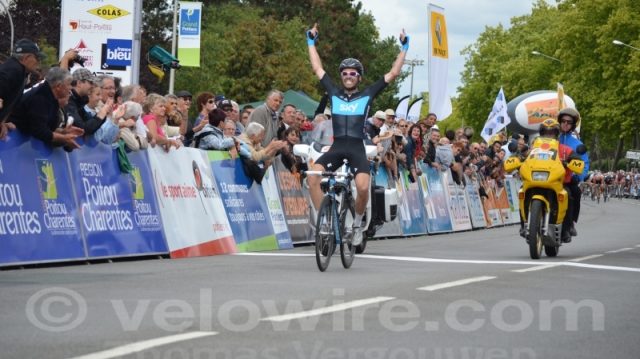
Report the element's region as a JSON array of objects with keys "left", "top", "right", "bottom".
[{"left": 169, "top": 0, "right": 178, "bottom": 94}]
